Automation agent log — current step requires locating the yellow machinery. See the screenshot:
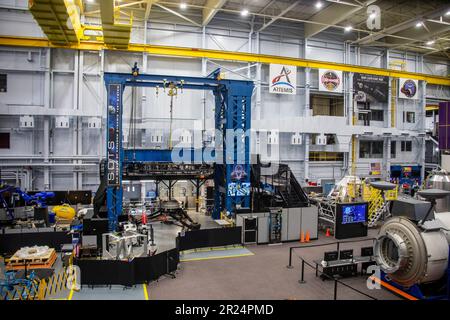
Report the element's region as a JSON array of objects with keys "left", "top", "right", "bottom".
[
  {"left": 347, "top": 179, "right": 398, "bottom": 226},
  {"left": 52, "top": 204, "right": 76, "bottom": 220}
]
